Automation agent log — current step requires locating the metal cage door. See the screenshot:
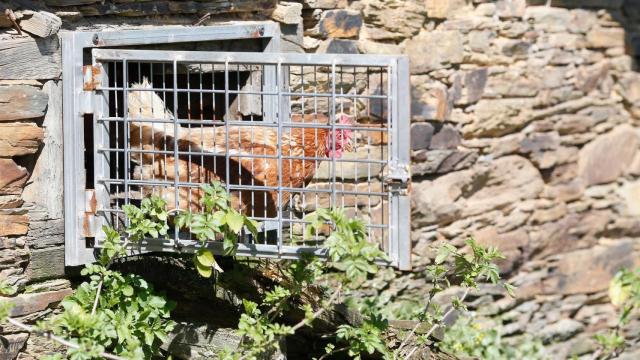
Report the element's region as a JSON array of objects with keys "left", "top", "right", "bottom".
[{"left": 86, "top": 49, "right": 411, "bottom": 270}]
